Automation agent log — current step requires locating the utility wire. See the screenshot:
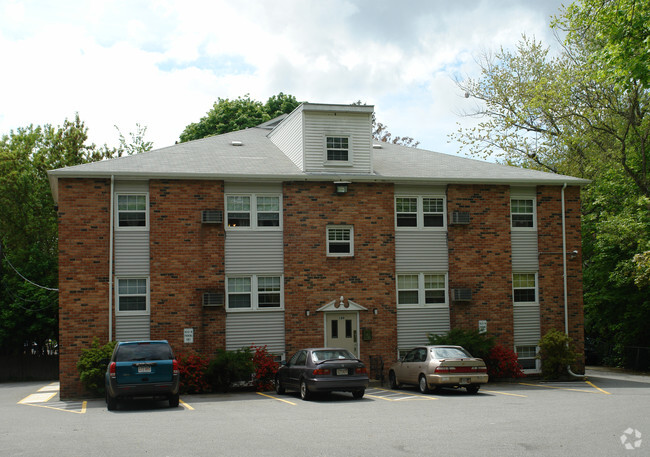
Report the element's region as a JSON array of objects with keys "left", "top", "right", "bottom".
[{"left": 1, "top": 244, "right": 59, "bottom": 291}]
